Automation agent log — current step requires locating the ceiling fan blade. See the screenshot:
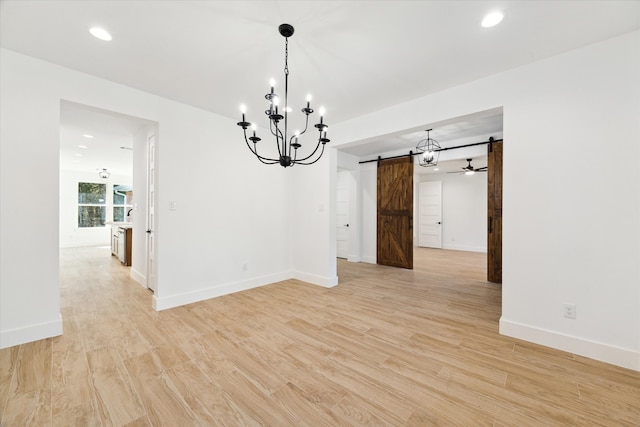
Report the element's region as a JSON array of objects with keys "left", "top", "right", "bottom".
[{"left": 476, "top": 167, "right": 488, "bottom": 171}]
